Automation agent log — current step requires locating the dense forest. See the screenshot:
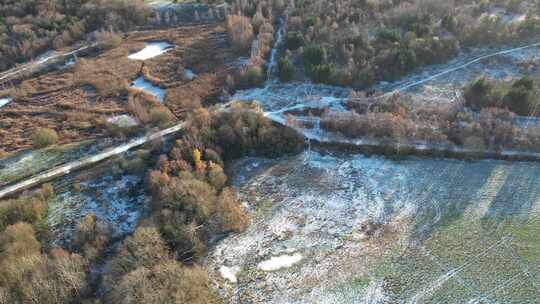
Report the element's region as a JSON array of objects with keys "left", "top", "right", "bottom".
[
  {"left": 0, "top": 0, "right": 151, "bottom": 71},
  {"left": 221, "top": 0, "right": 540, "bottom": 87}
]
